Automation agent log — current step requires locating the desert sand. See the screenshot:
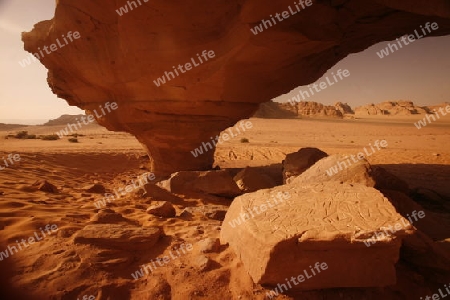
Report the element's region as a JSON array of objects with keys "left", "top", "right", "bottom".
[{"left": 0, "top": 115, "right": 449, "bottom": 299}]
